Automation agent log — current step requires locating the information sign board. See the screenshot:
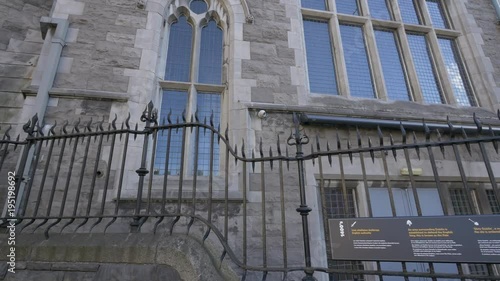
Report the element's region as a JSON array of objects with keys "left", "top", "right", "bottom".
[{"left": 329, "top": 215, "right": 500, "bottom": 263}]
